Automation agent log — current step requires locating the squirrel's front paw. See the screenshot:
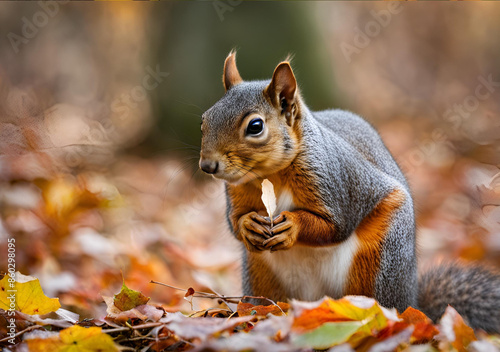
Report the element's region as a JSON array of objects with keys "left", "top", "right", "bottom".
[
  {"left": 263, "top": 211, "right": 299, "bottom": 252},
  {"left": 238, "top": 212, "right": 272, "bottom": 252}
]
